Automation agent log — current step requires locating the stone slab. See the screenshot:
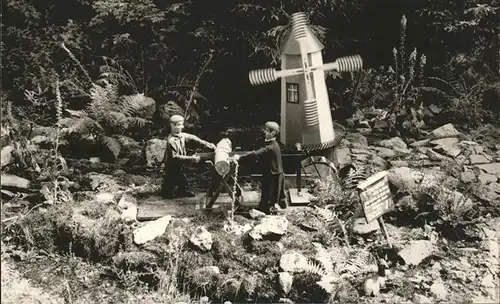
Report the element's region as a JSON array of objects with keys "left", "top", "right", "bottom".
[
  {"left": 137, "top": 191, "right": 260, "bottom": 221},
  {"left": 288, "top": 188, "right": 314, "bottom": 205}
]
